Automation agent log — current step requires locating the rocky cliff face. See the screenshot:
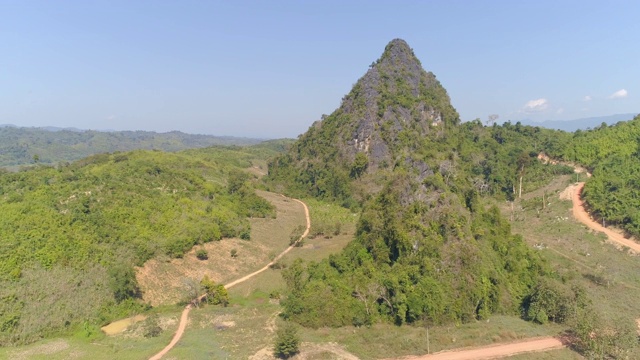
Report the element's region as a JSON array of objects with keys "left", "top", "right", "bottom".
[{"left": 340, "top": 39, "right": 456, "bottom": 167}]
